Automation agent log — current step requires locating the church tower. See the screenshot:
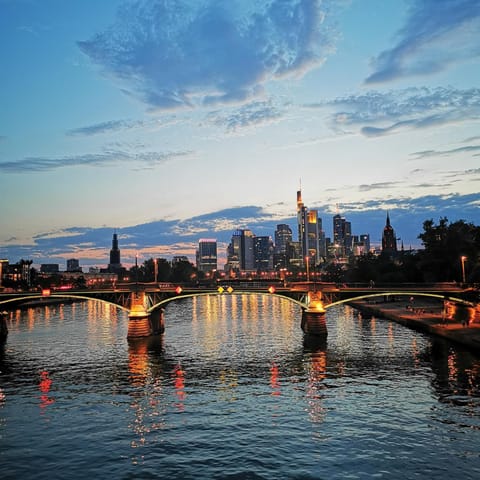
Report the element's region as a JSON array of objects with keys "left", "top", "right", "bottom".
[
  {"left": 108, "top": 231, "right": 122, "bottom": 272},
  {"left": 381, "top": 212, "right": 397, "bottom": 255}
]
